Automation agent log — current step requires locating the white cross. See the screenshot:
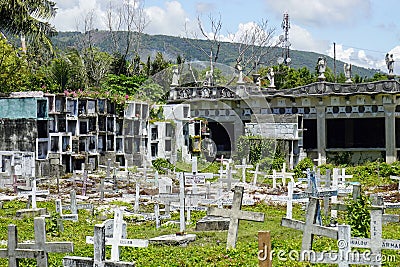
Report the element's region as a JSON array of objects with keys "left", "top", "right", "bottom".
[
  {"left": 86, "top": 209, "right": 148, "bottom": 261},
  {"left": 282, "top": 197, "right": 338, "bottom": 252},
  {"left": 234, "top": 158, "right": 253, "bottom": 183},
  {"left": 207, "top": 186, "right": 265, "bottom": 249},
  {"left": 0, "top": 224, "right": 45, "bottom": 266},
  {"left": 249, "top": 163, "right": 265, "bottom": 186},
  {"left": 65, "top": 223, "right": 134, "bottom": 266},
  {"left": 18, "top": 177, "right": 49, "bottom": 209},
  {"left": 310, "top": 224, "right": 380, "bottom": 266},
  {"left": 17, "top": 217, "right": 73, "bottom": 266}
]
